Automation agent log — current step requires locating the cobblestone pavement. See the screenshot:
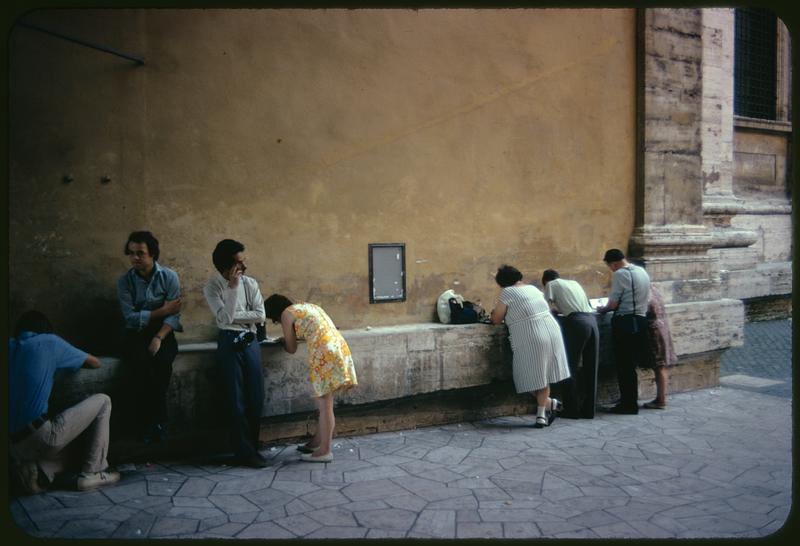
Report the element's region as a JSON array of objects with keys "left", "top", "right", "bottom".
[
  {"left": 8, "top": 321, "right": 793, "bottom": 539},
  {"left": 720, "top": 319, "right": 793, "bottom": 399}
]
